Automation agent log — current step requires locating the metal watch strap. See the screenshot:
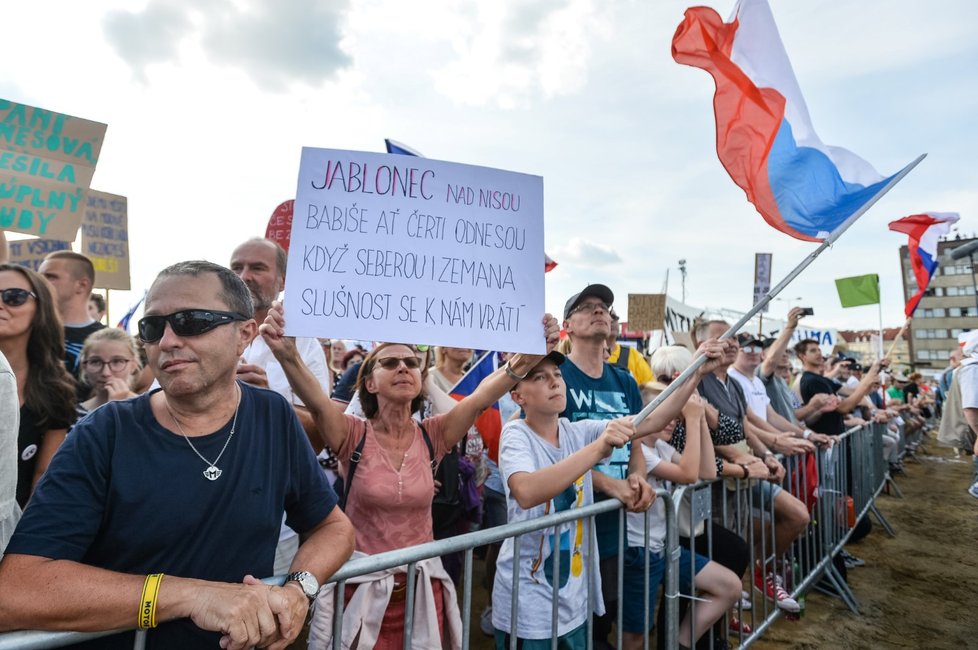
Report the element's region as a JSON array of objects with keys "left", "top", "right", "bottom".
[{"left": 285, "top": 571, "right": 319, "bottom": 601}]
